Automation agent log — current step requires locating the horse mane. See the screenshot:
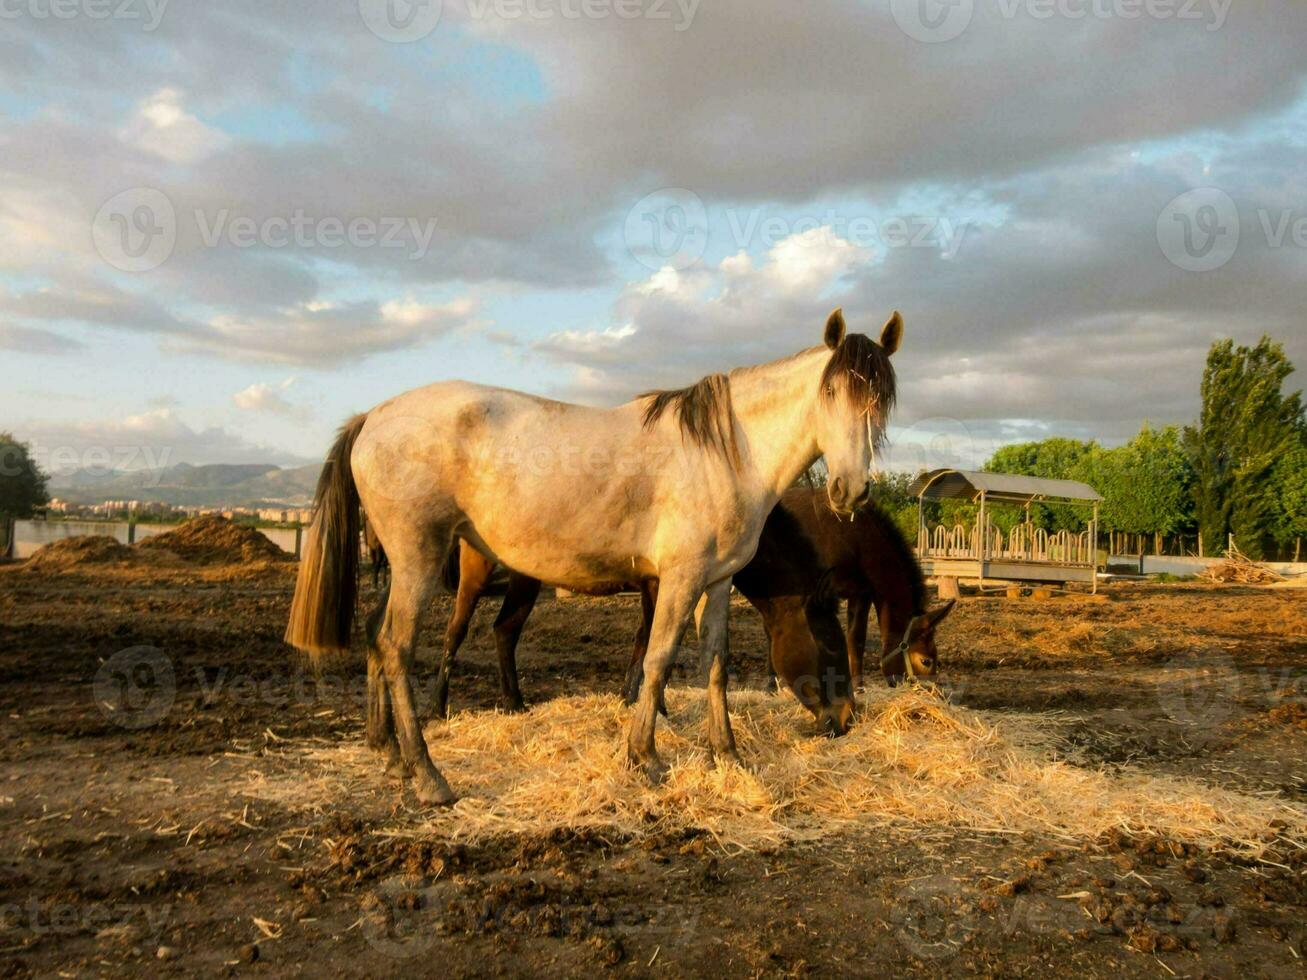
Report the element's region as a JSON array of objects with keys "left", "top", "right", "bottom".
[
  {"left": 820, "top": 334, "right": 897, "bottom": 447},
  {"left": 858, "top": 501, "right": 926, "bottom": 613},
  {"left": 639, "top": 373, "right": 741, "bottom": 468}
]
